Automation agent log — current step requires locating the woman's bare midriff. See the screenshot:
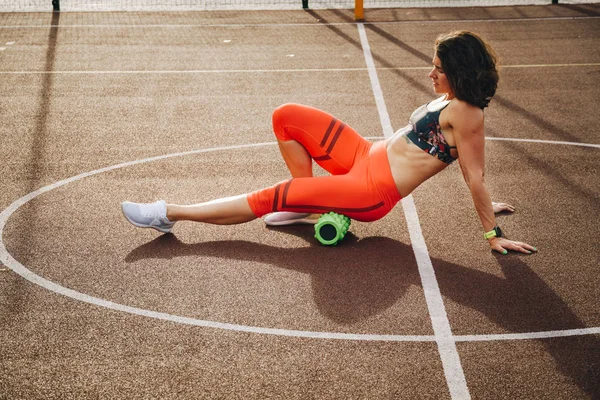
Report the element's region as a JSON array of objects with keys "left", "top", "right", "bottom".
[{"left": 385, "top": 129, "right": 450, "bottom": 198}]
